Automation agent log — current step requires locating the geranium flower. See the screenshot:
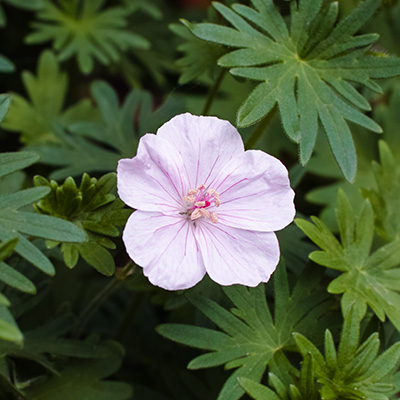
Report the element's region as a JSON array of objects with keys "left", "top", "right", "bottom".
[{"left": 117, "top": 113, "right": 295, "bottom": 290}]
